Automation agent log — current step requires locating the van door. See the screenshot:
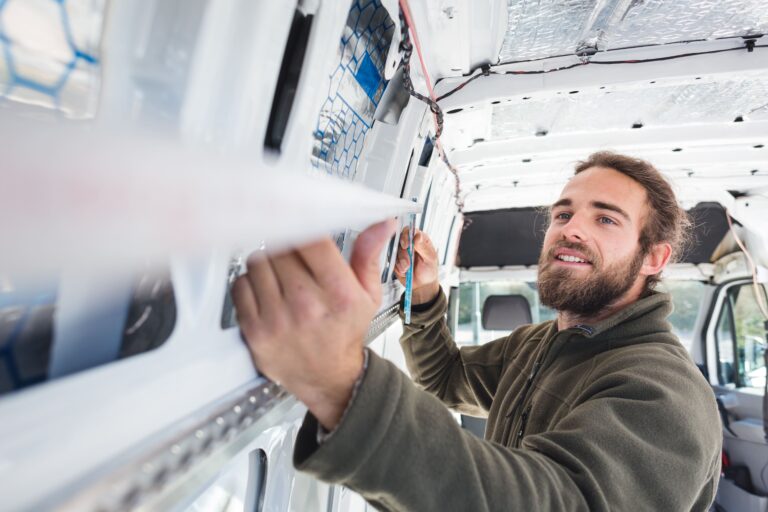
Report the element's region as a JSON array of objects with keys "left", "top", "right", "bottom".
[{"left": 707, "top": 278, "right": 768, "bottom": 501}]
